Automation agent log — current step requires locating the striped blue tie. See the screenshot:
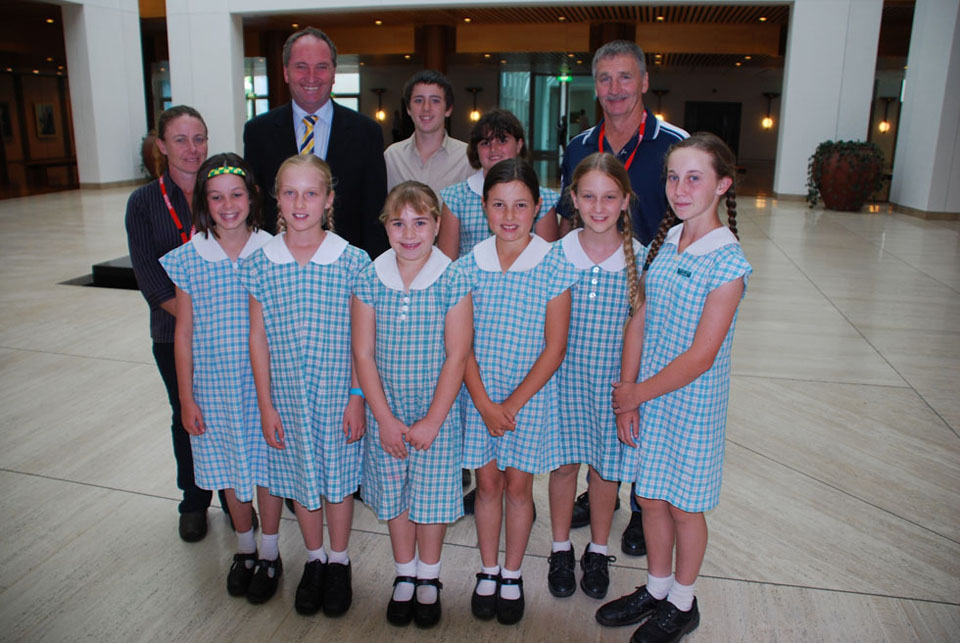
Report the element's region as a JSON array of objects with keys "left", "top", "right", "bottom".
[{"left": 299, "top": 115, "right": 318, "bottom": 155}]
